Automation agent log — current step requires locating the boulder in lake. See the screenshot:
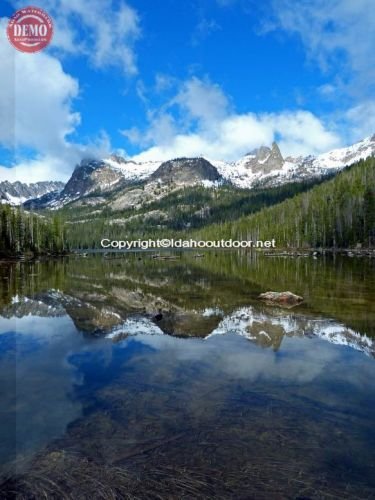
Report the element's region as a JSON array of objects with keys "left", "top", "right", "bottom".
[{"left": 258, "top": 291, "right": 303, "bottom": 307}]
